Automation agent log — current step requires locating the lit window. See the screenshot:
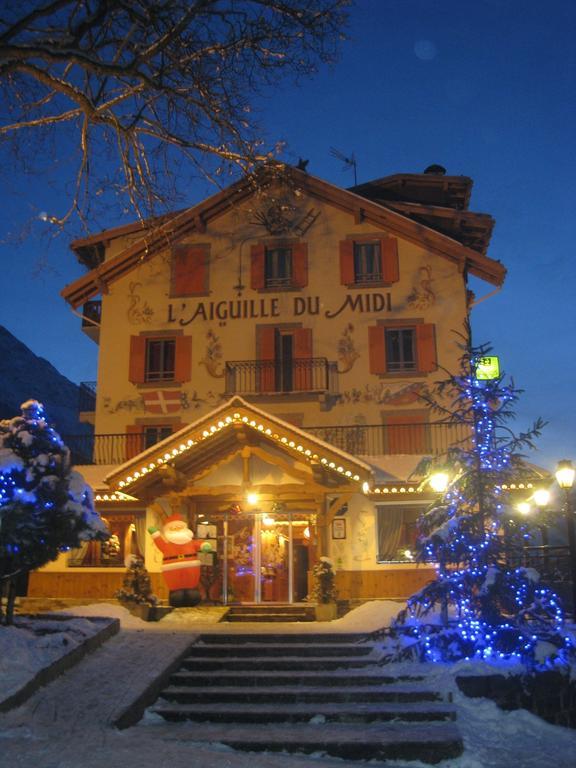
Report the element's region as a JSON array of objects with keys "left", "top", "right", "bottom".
[
  {"left": 145, "top": 339, "right": 176, "bottom": 382},
  {"left": 377, "top": 506, "right": 421, "bottom": 562}
]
